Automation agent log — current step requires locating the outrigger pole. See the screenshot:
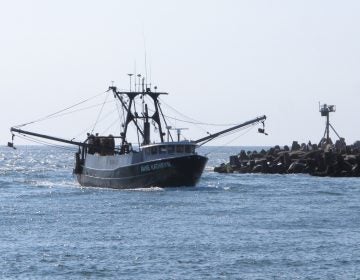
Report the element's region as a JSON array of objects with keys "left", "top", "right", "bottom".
[
  {"left": 10, "top": 127, "right": 88, "bottom": 147},
  {"left": 11, "top": 114, "right": 267, "bottom": 148},
  {"left": 193, "top": 115, "right": 267, "bottom": 145},
  {"left": 9, "top": 127, "right": 121, "bottom": 153}
]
